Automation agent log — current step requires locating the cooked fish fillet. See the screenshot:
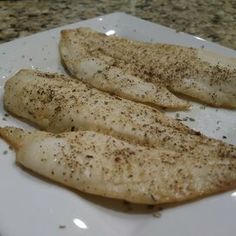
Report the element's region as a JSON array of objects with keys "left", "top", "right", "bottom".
[
  {"left": 59, "top": 29, "right": 190, "bottom": 110},
  {"left": 60, "top": 27, "right": 236, "bottom": 108},
  {"left": 1, "top": 126, "right": 236, "bottom": 204},
  {"left": 4, "top": 69, "right": 236, "bottom": 162}
]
